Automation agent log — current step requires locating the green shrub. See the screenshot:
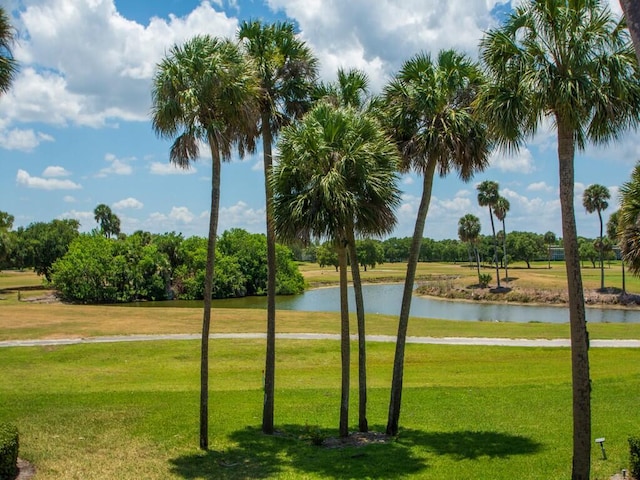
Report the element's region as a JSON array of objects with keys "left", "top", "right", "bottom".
[
  {"left": 478, "top": 273, "right": 492, "bottom": 288},
  {"left": 629, "top": 436, "right": 640, "bottom": 479},
  {"left": 0, "top": 423, "right": 18, "bottom": 480}
]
